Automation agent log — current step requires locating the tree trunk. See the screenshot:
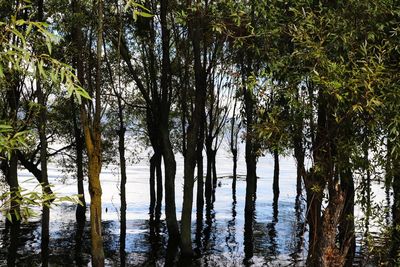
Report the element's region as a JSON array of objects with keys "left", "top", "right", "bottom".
[
  {"left": 196, "top": 128, "right": 204, "bottom": 218},
  {"left": 232, "top": 149, "right": 237, "bottom": 192},
  {"left": 41, "top": 205, "right": 50, "bottom": 266},
  {"left": 211, "top": 149, "right": 217, "bottom": 189},
  {"left": 160, "top": 0, "right": 180, "bottom": 243},
  {"left": 80, "top": 0, "right": 105, "bottom": 265},
  {"left": 149, "top": 153, "right": 156, "bottom": 216},
  {"left": 155, "top": 151, "right": 163, "bottom": 220},
  {"left": 205, "top": 145, "right": 213, "bottom": 206},
  {"left": 36, "top": 0, "right": 52, "bottom": 197},
  {"left": 304, "top": 172, "right": 324, "bottom": 267},
  {"left": 71, "top": 0, "right": 86, "bottom": 224},
  {"left": 117, "top": 98, "right": 127, "bottom": 265},
  {"left": 306, "top": 90, "right": 328, "bottom": 267},
  {"left": 391, "top": 158, "right": 400, "bottom": 262},
  {"left": 181, "top": 2, "right": 208, "bottom": 257},
  {"left": 72, "top": 100, "right": 86, "bottom": 223},
  {"left": 273, "top": 149, "right": 280, "bottom": 202},
  {"left": 6, "top": 152, "right": 20, "bottom": 223},
  {"left": 338, "top": 160, "right": 355, "bottom": 267},
  {"left": 319, "top": 189, "right": 347, "bottom": 267}
]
